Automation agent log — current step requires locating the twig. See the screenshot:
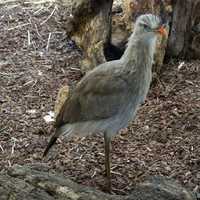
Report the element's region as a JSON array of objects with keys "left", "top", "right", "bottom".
[
  {"left": 33, "top": 6, "right": 44, "bottom": 15},
  {"left": 23, "top": 80, "right": 34, "bottom": 86},
  {"left": 11, "top": 137, "right": 18, "bottom": 155},
  {"left": 24, "top": 0, "right": 56, "bottom": 5},
  {"left": 8, "top": 160, "right": 11, "bottom": 167},
  {"left": 70, "top": 67, "right": 81, "bottom": 71},
  {"left": 27, "top": 30, "right": 31, "bottom": 46},
  {"left": 40, "top": 6, "right": 56, "bottom": 25},
  {"left": 46, "top": 32, "right": 52, "bottom": 51},
  {"left": 8, "top": 22, "right": 31, "bottom": 31},
  {"left": 0, "top": 0, "right": 18, "bottom": 4},
  {"left": 0, "top": 144, "right": 4, "bottom": 153},
  {"left": 111, "top": 170, "right": 122, "bottom": 176}
]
